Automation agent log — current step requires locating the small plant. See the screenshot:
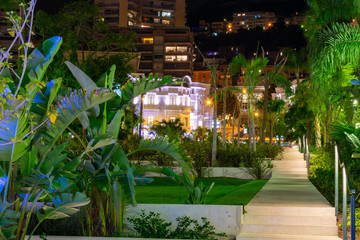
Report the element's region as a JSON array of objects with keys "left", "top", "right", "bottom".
[
  {"left": 128, "top": 210, "right": 226, "bottom": 239},
  {"left": 128, "top": 211, "right": 171, "bottom": 238},
  {"left": 243, "top": 157, "right": 273, "bottom": 180}
]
